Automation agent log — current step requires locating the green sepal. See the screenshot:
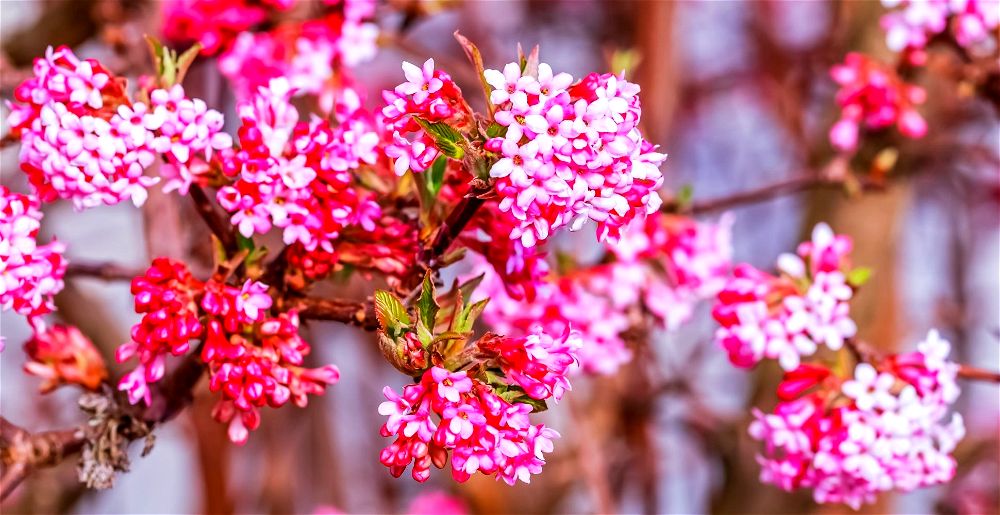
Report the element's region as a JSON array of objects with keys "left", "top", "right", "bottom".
[
  {"left": 413, "top": 118, "right": 465, "bottom": 159},
  {"left": 374, "top": 290, "right": 411, "bottom": 334}
]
